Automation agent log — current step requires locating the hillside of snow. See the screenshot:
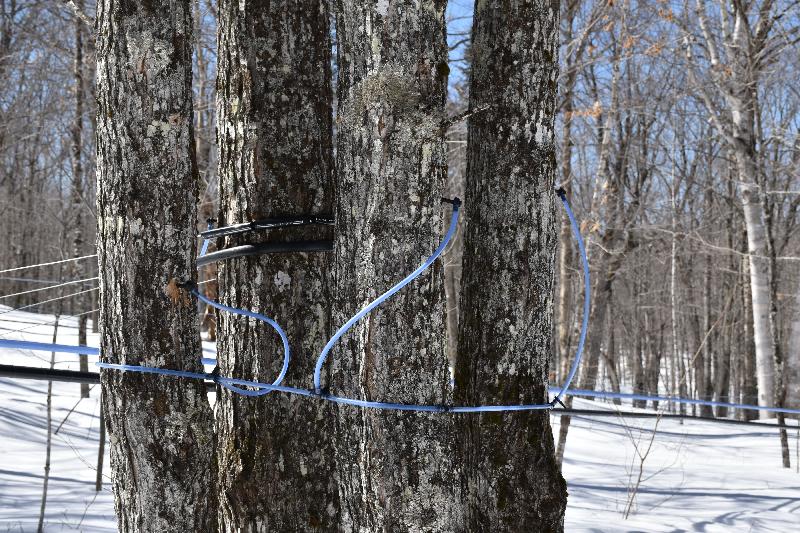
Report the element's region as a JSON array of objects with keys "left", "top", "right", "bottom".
[{"left": 1, "top": 305, "right": 798, "bottom": 532}]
